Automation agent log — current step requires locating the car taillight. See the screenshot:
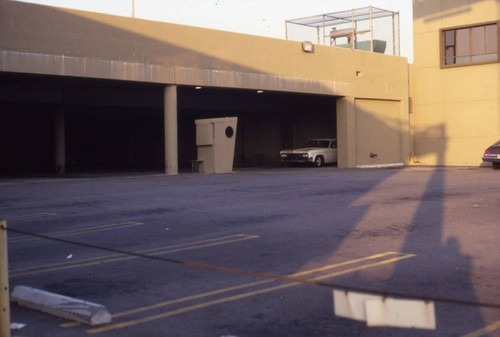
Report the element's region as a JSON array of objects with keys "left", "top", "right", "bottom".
[{"left": 485, "top": 151, "right": 490, "bottom": 156}]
